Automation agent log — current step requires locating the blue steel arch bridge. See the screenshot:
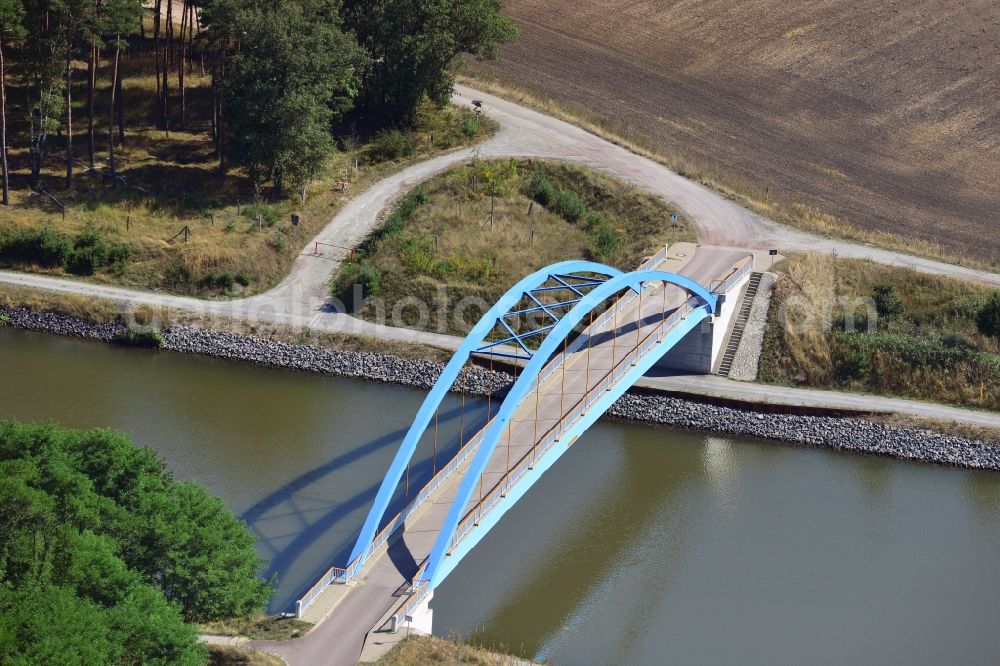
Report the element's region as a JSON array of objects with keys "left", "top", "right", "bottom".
[{"left": 294, "top": 244, "right": 752, "bottom": 640}]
